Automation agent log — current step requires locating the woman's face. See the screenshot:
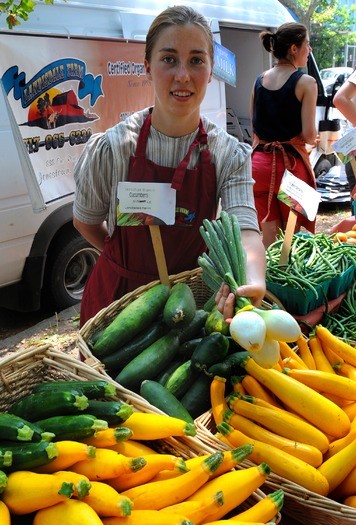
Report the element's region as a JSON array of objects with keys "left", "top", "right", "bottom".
[
  {"left": 294, "top": 34, "right": 312, "bottom": 68},
  {"left": 144, "top": 23, "right": 213, "bottom": 133}
]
